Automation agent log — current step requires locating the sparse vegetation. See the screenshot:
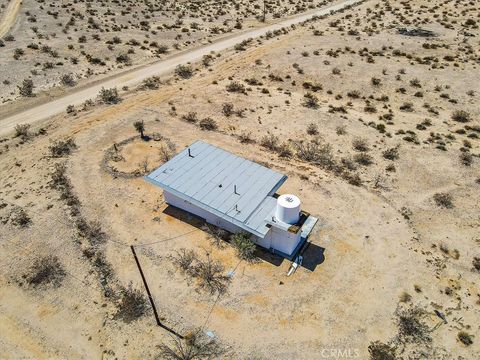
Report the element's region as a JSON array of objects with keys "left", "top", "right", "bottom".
[
  {"left": 157, "top": 329, "right": 224, "bottom": 360},
  {"left": 433, "top": 193, "right": 453, "bottom": 209},
  {"left": 231, "top": 232, "right": 256, "bottom": 261},
  {"left": 22, "top": 255, "right": 66, "bottom": 288}
]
